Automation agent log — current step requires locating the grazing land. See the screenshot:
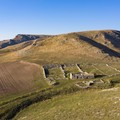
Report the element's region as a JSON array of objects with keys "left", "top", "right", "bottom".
[
  {"left": 14, "top": 87, "right": 120, "bottom": 120},
  {"left": 0, "top": 30, "right": 120, "bottom": 120}
]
